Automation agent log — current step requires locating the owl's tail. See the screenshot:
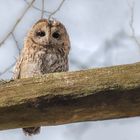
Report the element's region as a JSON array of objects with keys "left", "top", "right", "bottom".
[{"left": 22, "top": 127, "right": 40, "bottom": 136}]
